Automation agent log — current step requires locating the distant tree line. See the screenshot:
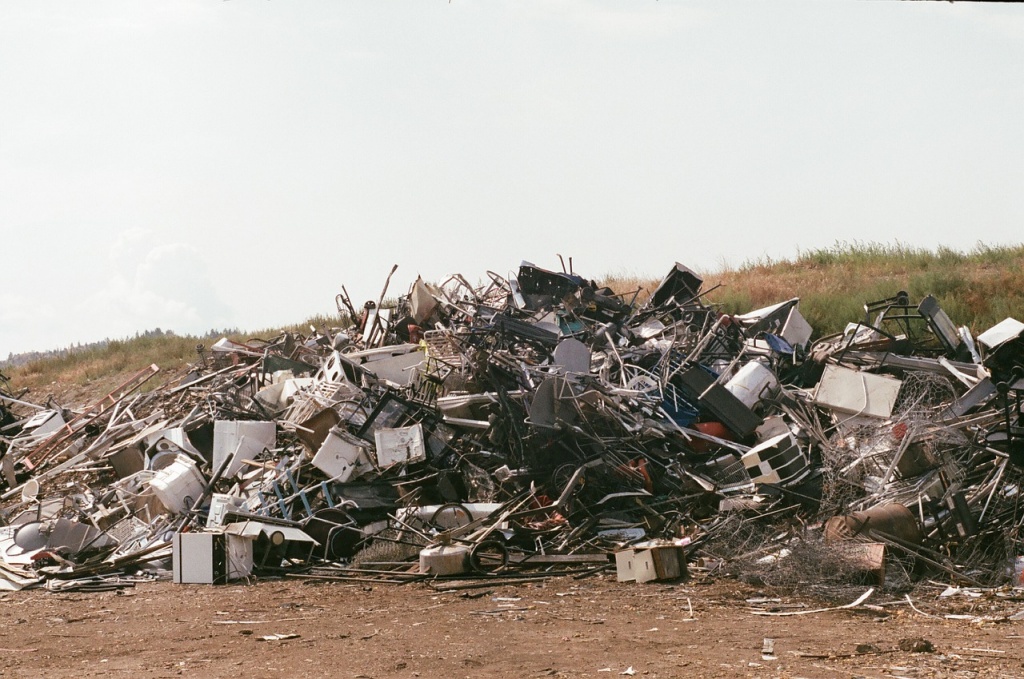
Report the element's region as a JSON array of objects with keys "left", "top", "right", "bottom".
[{"left": 1, "top": 327, "right": 240, "bottom": 369}]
